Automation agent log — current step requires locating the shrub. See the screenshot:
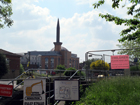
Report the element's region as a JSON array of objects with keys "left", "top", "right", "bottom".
[
  {"left": 90, "top": 60, "right": 110, "bottom": 70},
  {"left": 55, "top": 64, "right": 66, "bottom": 73},
  {"left": 130, "top": 65, "right": 140, "bottom": 71},
  {"left": 19, "top": 64, "right": 24, "bottom": 74},
  {"left": 0, "top": 53, "right": 8, "bottom": 78},
  {"left": 63, "top": 67, "right": 85, "bottom": 77},
  {"left": 76, "top": 76, "right": 140, "bottom": 105},
  {"left": 63, "top": 67, "right": 76, "bottom": 76}
]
